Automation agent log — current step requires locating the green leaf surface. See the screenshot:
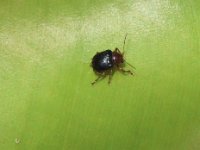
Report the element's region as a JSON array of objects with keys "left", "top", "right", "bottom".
[{"left": 0, "top": 0, "right": 200, "bottom": 150}]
